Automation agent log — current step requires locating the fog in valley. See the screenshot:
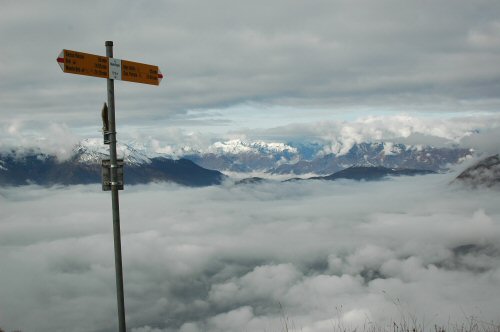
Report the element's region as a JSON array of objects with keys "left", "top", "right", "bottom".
[{"left": 0, "top": 173, "right": 499, "bottom": 332}]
